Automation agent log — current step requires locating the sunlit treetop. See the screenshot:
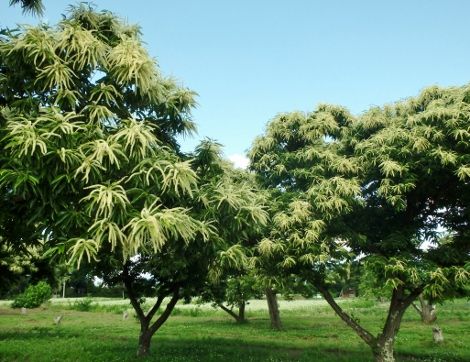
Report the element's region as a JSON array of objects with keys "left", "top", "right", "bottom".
[
  {"left": 1, "top": 4, "right": 270, "bottom": 270},
  {"left": 250, "top": 84, "right": 470, "bottom": 300},
  {"left": 0, "top": 4, "right": 203, "bottom": 263},
  {"left": 1, "top": 3, "right": 197, "bottom": 144}
]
